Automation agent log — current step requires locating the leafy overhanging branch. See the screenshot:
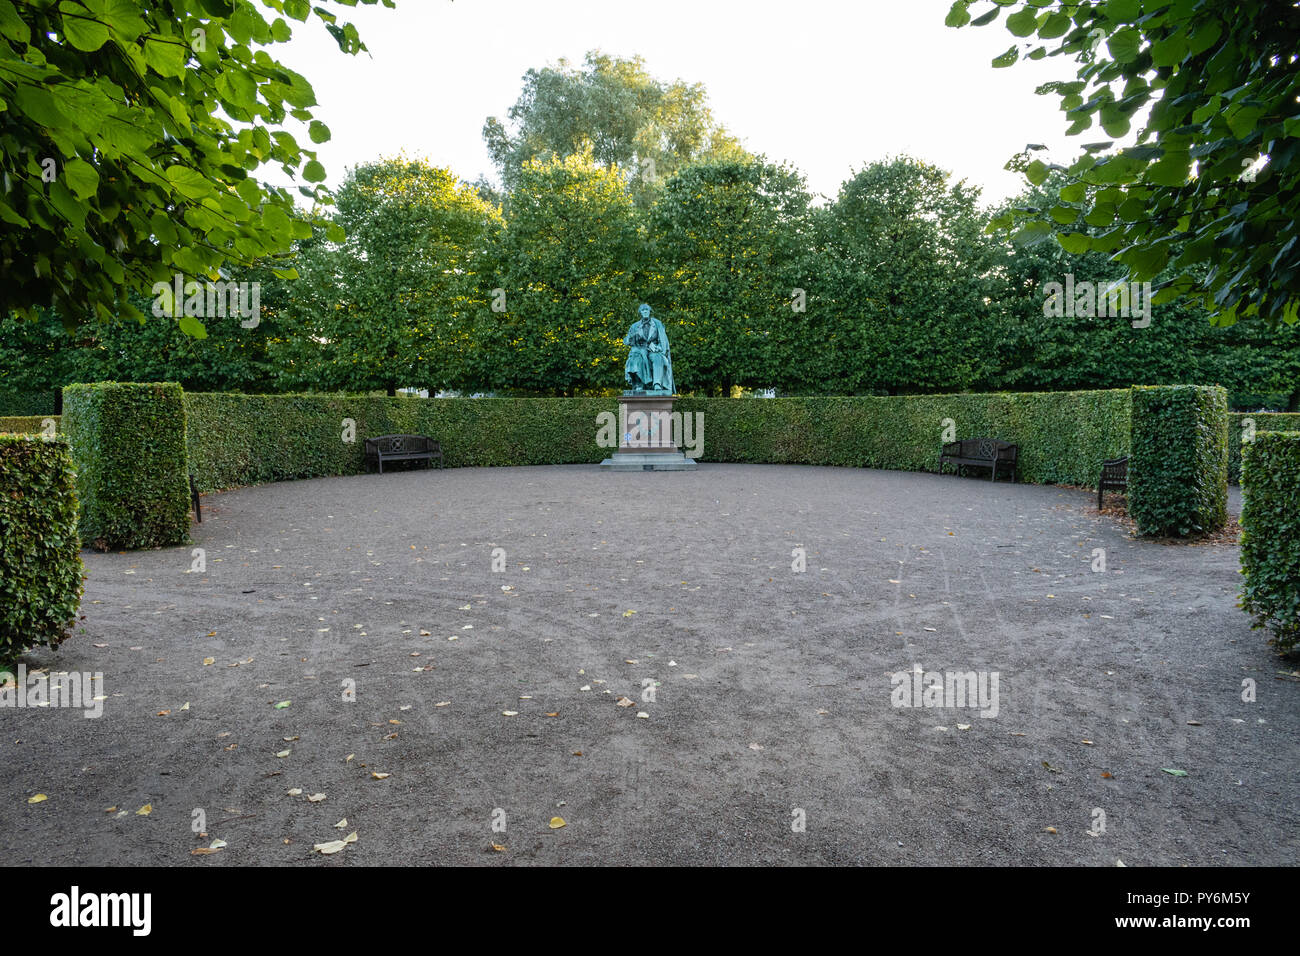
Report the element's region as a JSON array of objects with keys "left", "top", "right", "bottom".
[{"left": 949, "top": 0, "right": 1300, "bottom": 327}]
